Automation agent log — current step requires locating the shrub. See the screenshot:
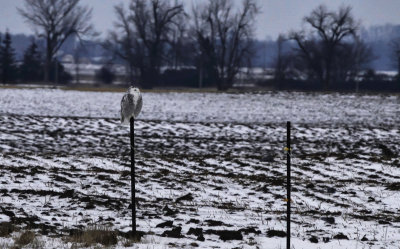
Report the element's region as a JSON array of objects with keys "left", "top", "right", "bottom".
[
  {"left": 95, "top": 66, "right": 115, "bottom": 84},
  {"left": 66, "top": 226, "right": 118, "bottom": 247},
  {"left": 14, "top": 231, "right": 35, "bottom": 247},
  {"left": 0, "top": 222, "right": 15, "bottom": 237}
]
